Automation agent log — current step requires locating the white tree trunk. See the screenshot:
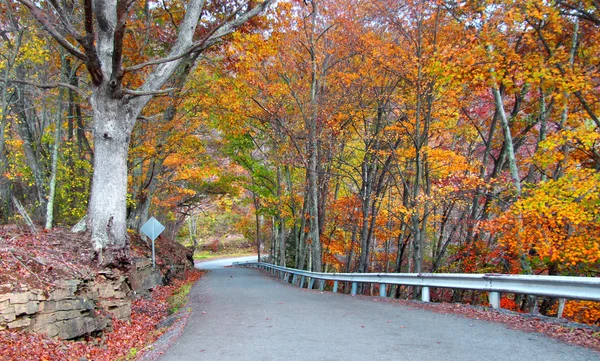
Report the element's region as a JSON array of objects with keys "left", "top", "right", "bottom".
[
  {"left": 45, "top": 87, "right": 64, "bottom": 230},
  {"left": 486, "top": 45, "right": 521, "bottom": 195},
  {"left": 88, "top": 93, "right": 134, "bottom": 250}
]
